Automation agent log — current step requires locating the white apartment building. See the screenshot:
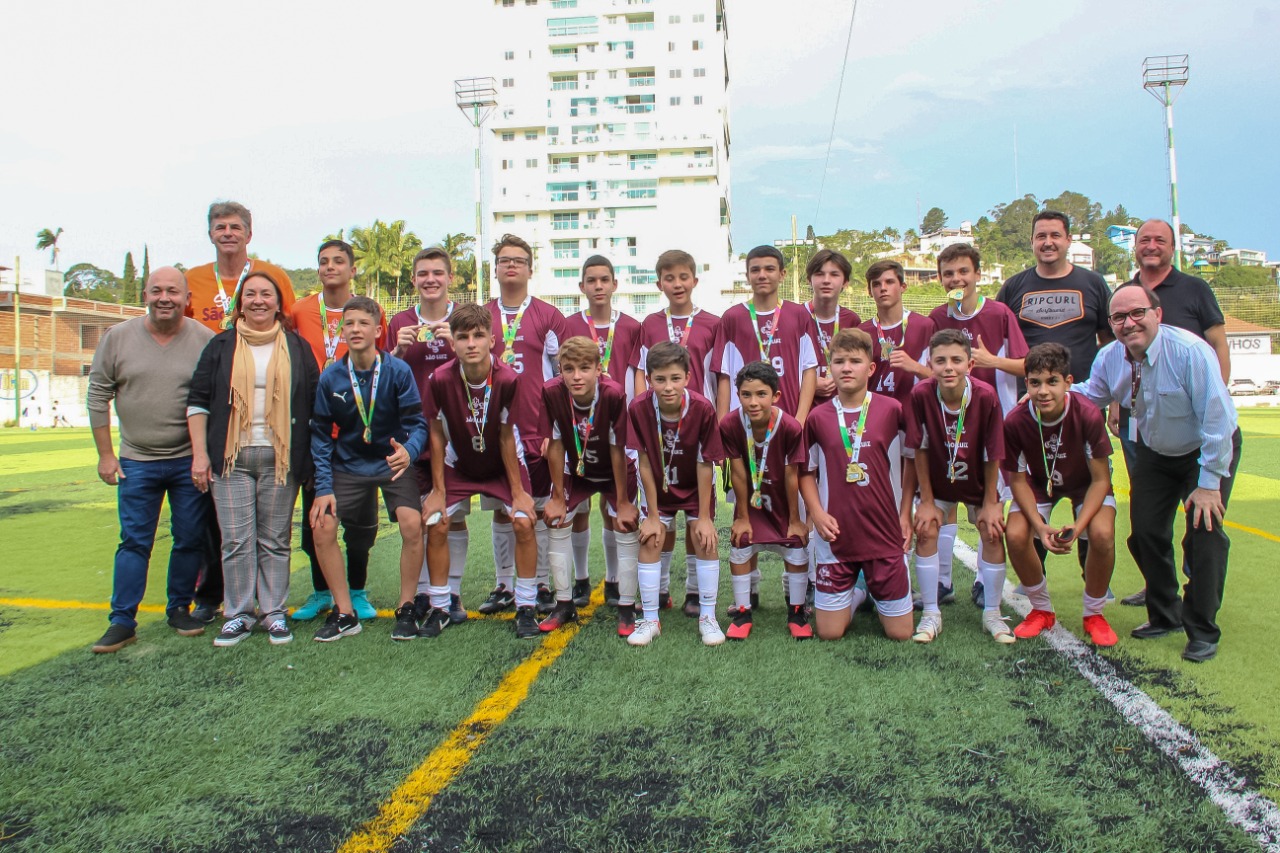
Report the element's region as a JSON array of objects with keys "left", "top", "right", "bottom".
[{"left": 487, "top": 0, "right": 733, "bottom": 317}]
